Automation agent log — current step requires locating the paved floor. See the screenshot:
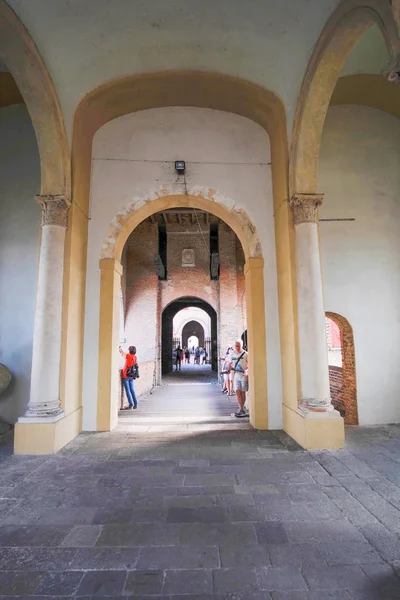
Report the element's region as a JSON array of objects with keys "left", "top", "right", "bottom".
[
  {"left": 1, "top": 382, "right": 400, "bottom": 598},
  {"left": 117, "top": 365, "right": 246, "bottom": 433}
]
